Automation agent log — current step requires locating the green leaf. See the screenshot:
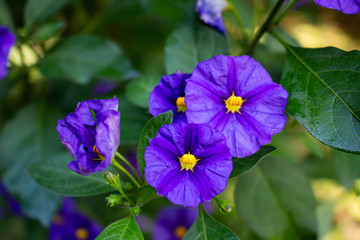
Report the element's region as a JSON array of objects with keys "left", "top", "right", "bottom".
[
  {"left": 28, "top": 152, "right": 113, "bottom": 196},
  {"left": 165, "top": 17, "right": 229, "bottom": 74},
  {"left": 125, "top": 75, "right": 159, "bottom": 109},
  {"left": 0, "top": 102, "right": 63, "bottom": 226},
  {"left": 137, "top": 111, "right": 173, "bottom": 175},
  {"left": 96, "top": 216, "right": 144, "bottom": 240},
  {"left": 118, "top": 96, "right": 151, "bottom": 144},
  {"left": 31, "top": 21, "right": 65, "bottom": 42},
  {"left": 136, "top": 185, "right": 158, "bottom": 207},
  {"left": 183, "top": 206, "right": 239, "bottom": 240},
  {"left": 235, "top": 157, "right": 317, "bottom": 239},
  {"left": 39, "top": 35, "right": 121, "bottom": 84},
  {"left": 24, "top": 0, "right": 70, "bottom": 28},
  {"left": 0, "top": 0, "right": 14, "bottom": 29},
  {"left": 332, "top": 150, "right": 360, "bottom": 189},
  {"left": 280, "top": 46, "right": 360, "bottom": 154},
  {"left": 96, "top": 55, "right": 140, "bottom": 82},
  {"left": 317, "top": 201, "right": 335, "bottom": 240},
  {"left": 230, "top": 146, "right": 276, "bottom": 179}
]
